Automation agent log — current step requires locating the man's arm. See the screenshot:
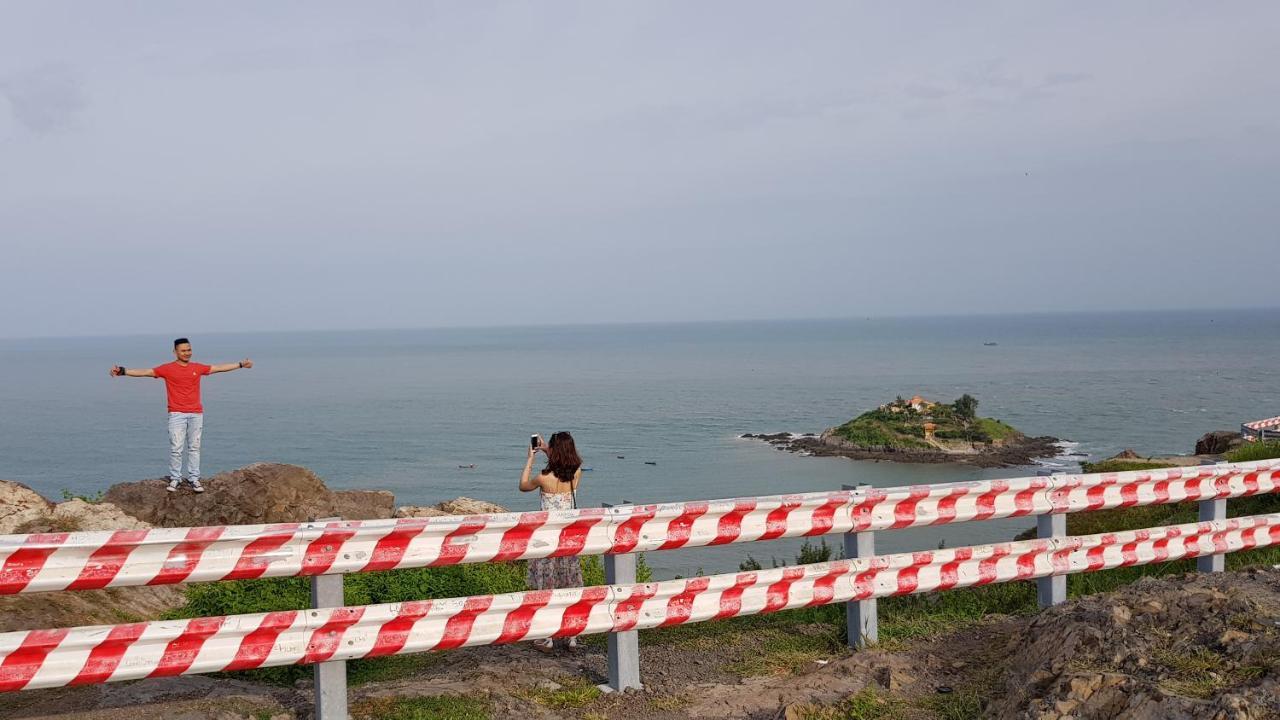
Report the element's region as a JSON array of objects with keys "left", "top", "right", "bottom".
[
  {"left": 110, "top": 366, "right": 156, "bottom": 378},
  {"left": 209, "top": 359, "right": 254, "bottom": 374}
]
